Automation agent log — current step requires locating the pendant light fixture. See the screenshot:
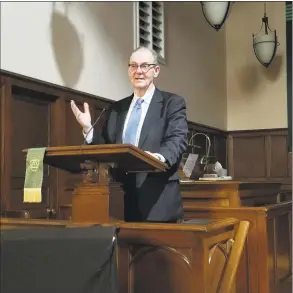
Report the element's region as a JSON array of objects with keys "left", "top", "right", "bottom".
[
  {"left": 201, "top": 2, "right": 232, "bottom": 31},
  {"left": 252, "top": 2, "right": 280, "bottom": 67}
]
